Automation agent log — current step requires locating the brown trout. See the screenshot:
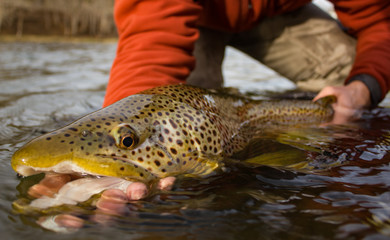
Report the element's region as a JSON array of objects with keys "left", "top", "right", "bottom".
[{"left": 12, "top": 84, "right": 334, "bottom": 182}]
